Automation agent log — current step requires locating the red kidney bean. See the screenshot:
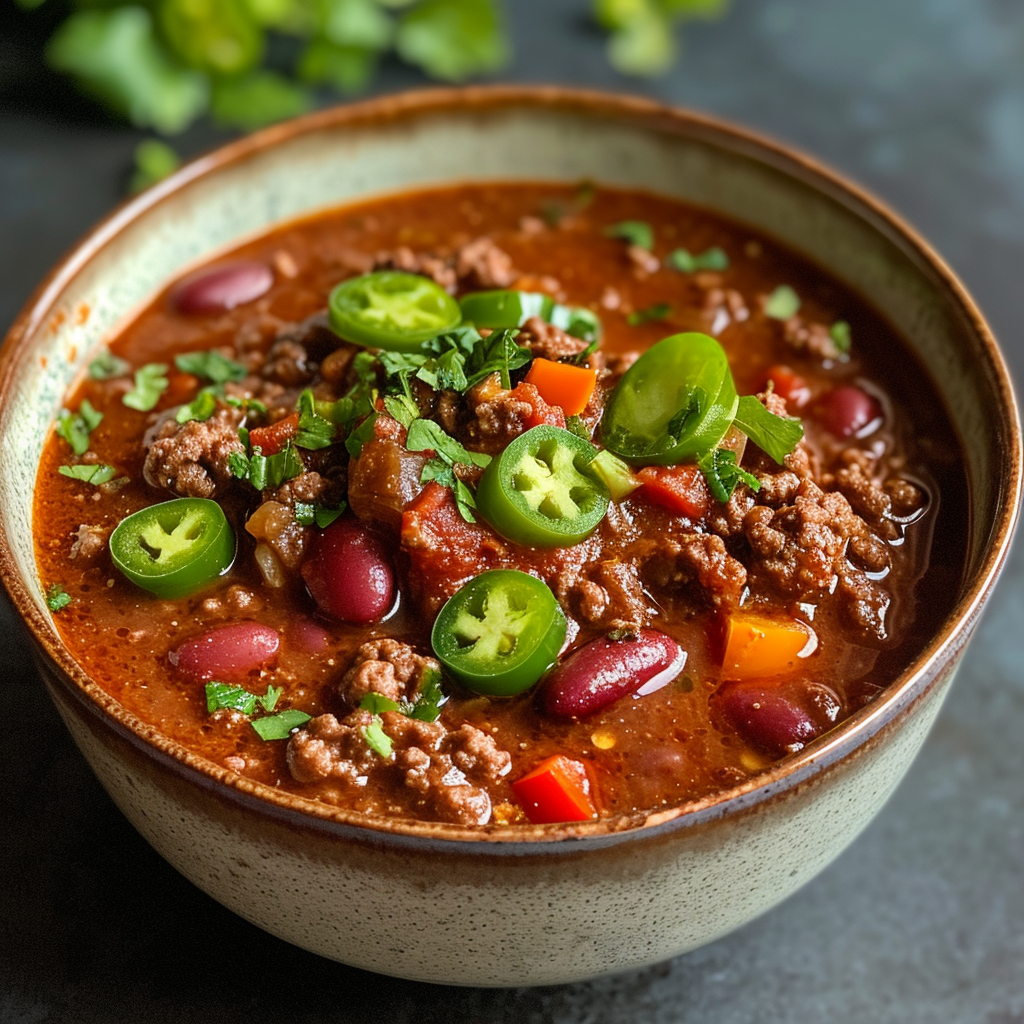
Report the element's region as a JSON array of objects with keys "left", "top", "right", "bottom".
[
  {"left": 169, "top": 622, "right": 280, "bottom": 683},
  {"left": 715, "top": 681, "right": 820, "bottom": 757},
  {"left": 301, "top": 517, "right": 394, "bottom": 623},
  {"left": 817, "top": 385, "right": 882, "bottom": 438},
  {"left": 171, "top": 260, "right": 273, "bottom": 315},
  {"left": 542, "top": 629, "right": 685, "bottom": 719}
]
